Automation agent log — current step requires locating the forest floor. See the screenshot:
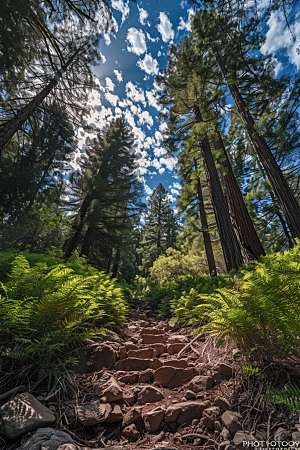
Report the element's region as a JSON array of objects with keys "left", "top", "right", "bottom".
[{"left": 1, "top": 298, "right": 299, "bottom": 450}]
